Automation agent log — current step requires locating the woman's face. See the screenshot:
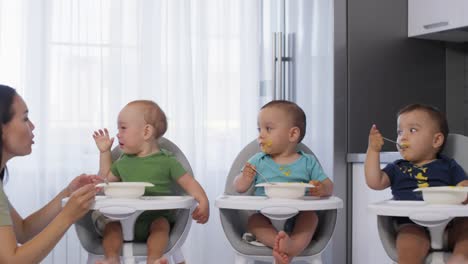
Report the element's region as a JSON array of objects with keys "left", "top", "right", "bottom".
[{"left": 2, "top": 95, "right": 35, "bottom": 162}]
